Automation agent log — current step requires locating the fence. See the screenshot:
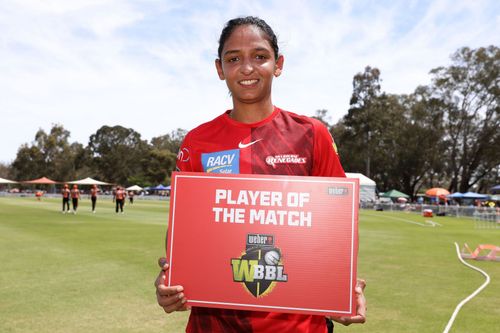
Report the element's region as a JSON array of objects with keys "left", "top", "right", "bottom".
[
  {"left": 363, "top": 202, "right": 500, "bottom": 228},
  {"left": 0, "top": 192, "right": 171, "bottom": 201}
]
